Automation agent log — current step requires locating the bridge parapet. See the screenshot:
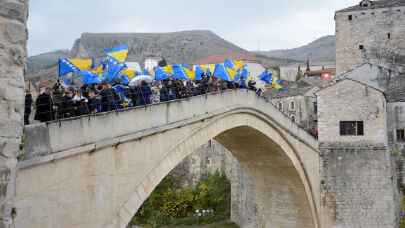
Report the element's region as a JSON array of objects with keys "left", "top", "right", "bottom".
[{"left": 23, "top": 90, "right": 318, "bottom": 163}]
